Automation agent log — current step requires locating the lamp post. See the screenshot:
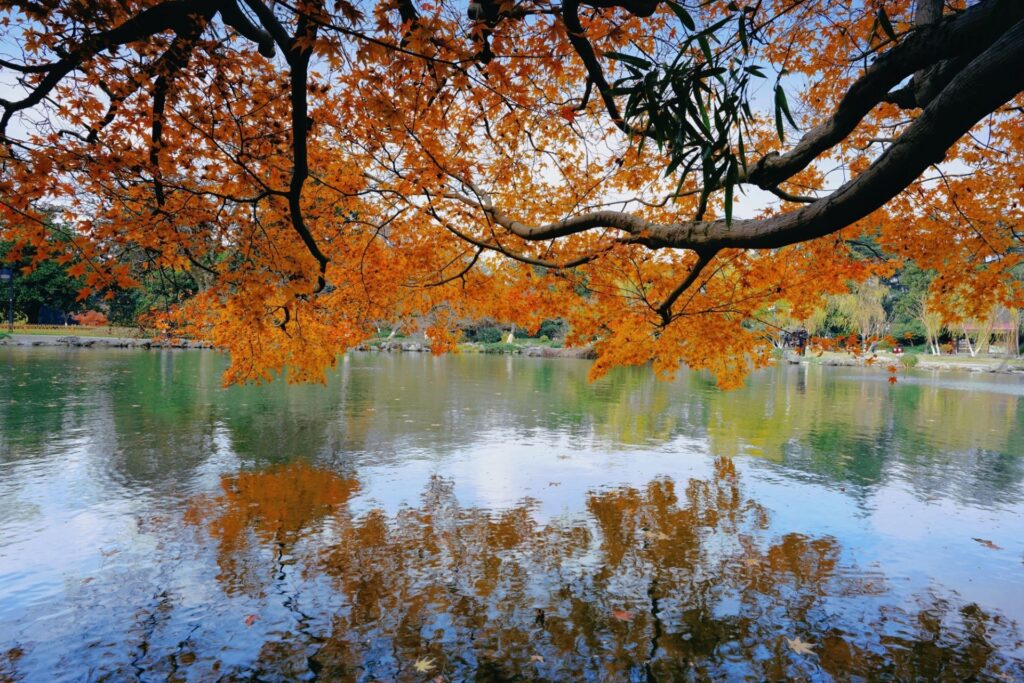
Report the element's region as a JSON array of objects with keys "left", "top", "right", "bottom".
[{"left": 0, "top": 267, "right": 12, "bottom": 333}]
